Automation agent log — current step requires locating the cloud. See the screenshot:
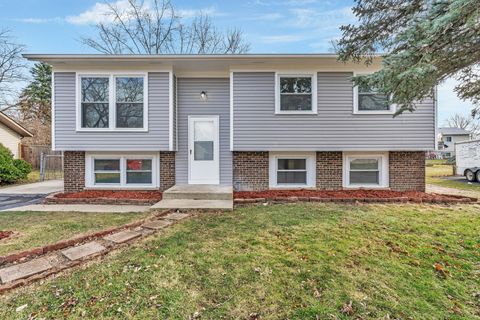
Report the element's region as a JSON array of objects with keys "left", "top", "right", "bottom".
[
  {"left": 260, "top": 34, "right": 306, "bottom": 43},
  {"left": 247, "top": 12, "right": 283, "bottom": 21},
  {"left": 65, "top": 0, "right": 221, "bottom": 25},
  {"left": 12, "top": 17, "right": 63, "bottom": 24},
  {"left": 289, "top": 7, "right": 354, "bottom": 29},
  {"left": 65, "top": 0, "right": 131, "bottom": 25},
  {"left": 177, "top": 6, "right": 221, "bottom": 19}
]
